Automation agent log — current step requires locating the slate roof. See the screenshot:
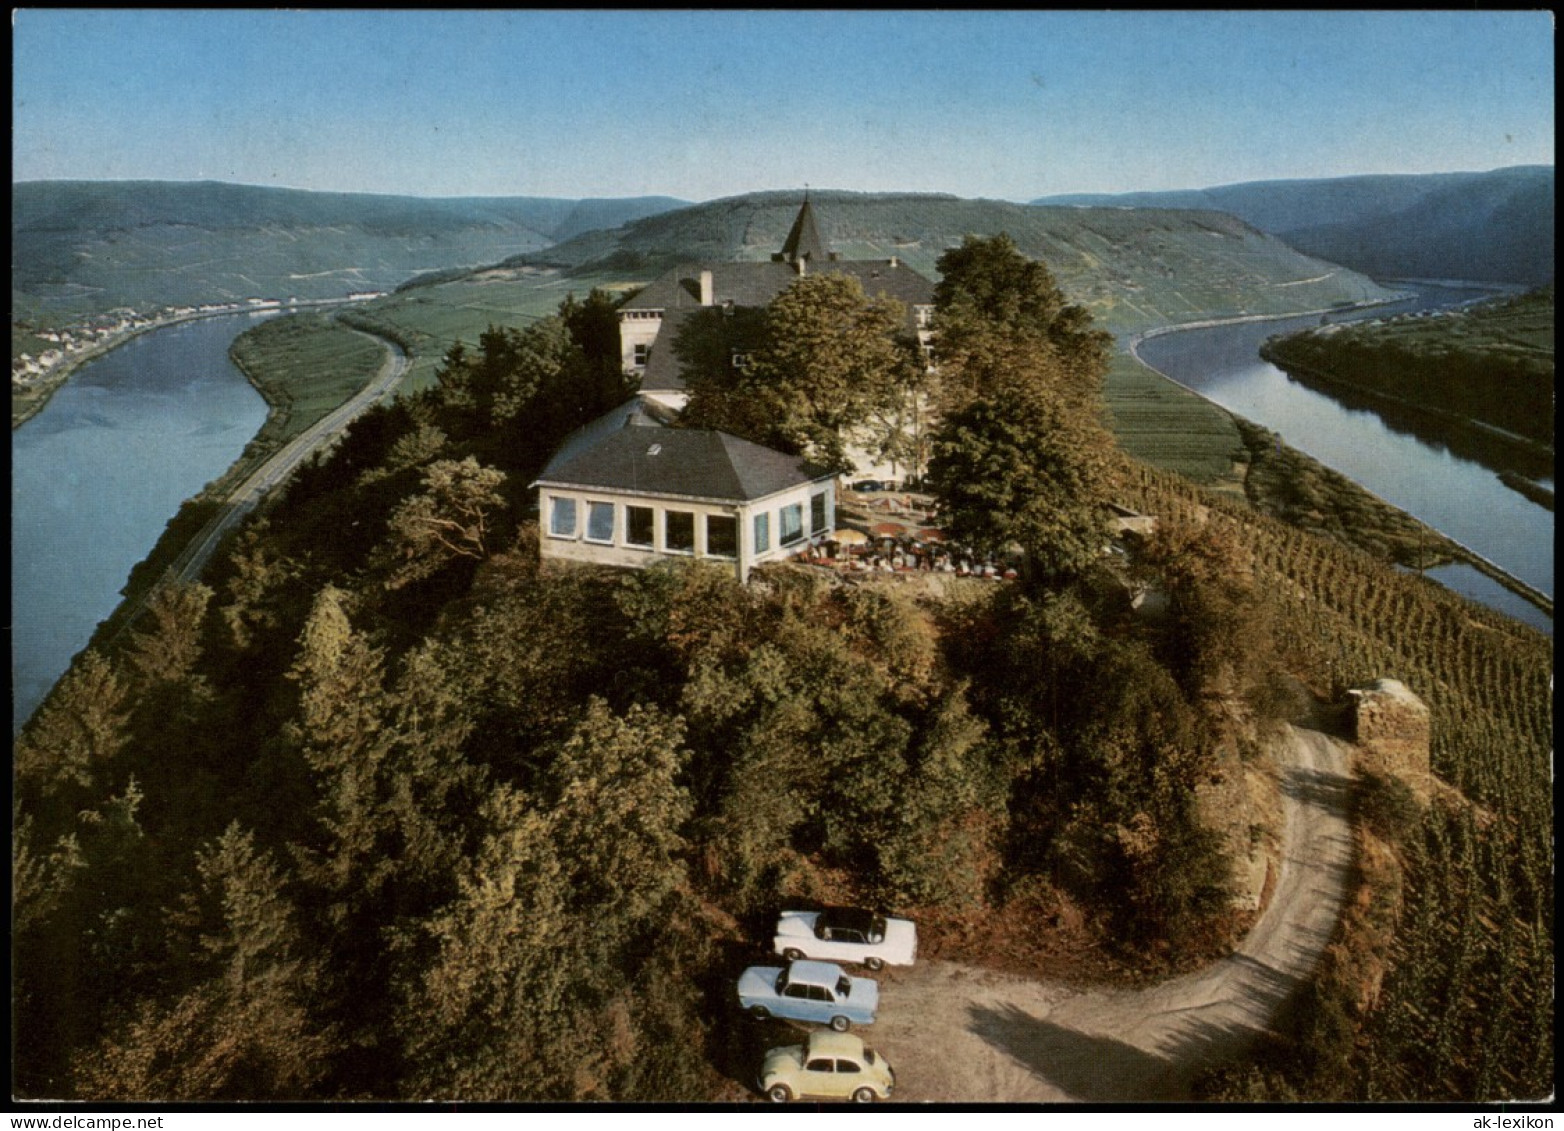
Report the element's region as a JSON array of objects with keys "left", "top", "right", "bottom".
[
  {"left": 624, "top": 198, "right": 936, "bottom": 395},
  {"left": 534, "top": 413, "right": 831, "bottom": 503},
  {"left": 778, "top": 197, "right": 828, "bottom": 264},
  {"left": 540, "top": 395, "right": 680, "bottom": 473},
  {"left": 625, "top": 259, "right": 934, "bottom": 315}
]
